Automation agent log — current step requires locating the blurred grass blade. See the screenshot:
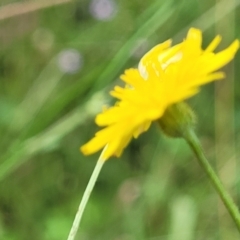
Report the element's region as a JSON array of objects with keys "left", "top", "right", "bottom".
[
  {"left": 0, "top": 91, "right": 106, "bottom": 181},
  {"left": 174, "top": 0, "right": 240, "bottom": 39},
  {"left": 12, "top": 58, "right": 64, "bottom": 131},
  {"left": 169, "top": 195, "right": 197, "bottom": 240},
  {"left": 0, "top": 0, "right": 73, "bottom": 21},
  {"left": 89, "top": 0, "right": 175, "bottom": 93}
]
